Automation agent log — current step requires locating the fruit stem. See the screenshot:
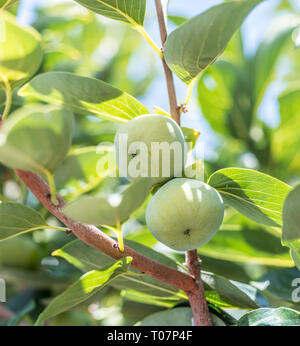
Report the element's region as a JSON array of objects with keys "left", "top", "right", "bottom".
[{"left": 44, "top": 171, "right": 59, "bottom": 206}]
